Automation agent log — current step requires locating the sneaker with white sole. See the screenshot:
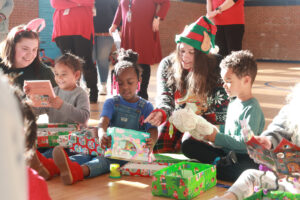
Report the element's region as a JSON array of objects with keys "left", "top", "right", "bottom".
[{"left": 99, "top": 84, "right": 107, "bottom": 95}]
